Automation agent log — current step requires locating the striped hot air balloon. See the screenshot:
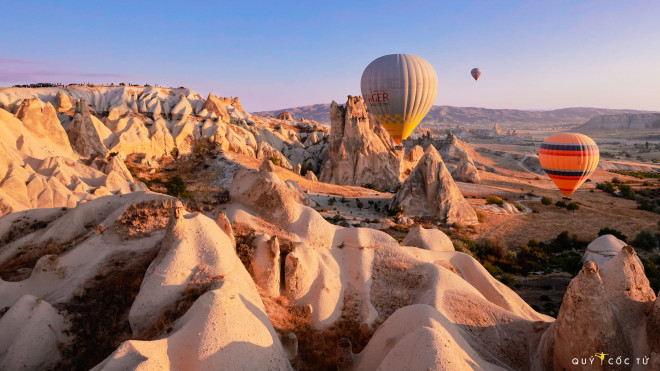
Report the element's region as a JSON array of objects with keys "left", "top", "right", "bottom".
[
  {"left": 361, "top": 54, "right": 438, "bottom": 143},
  {"left": 471, "top": 68, "right": 481, "bottom": 81},
  {"left": 539, "top": 133, "right": 600, "bottom": 198}
]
